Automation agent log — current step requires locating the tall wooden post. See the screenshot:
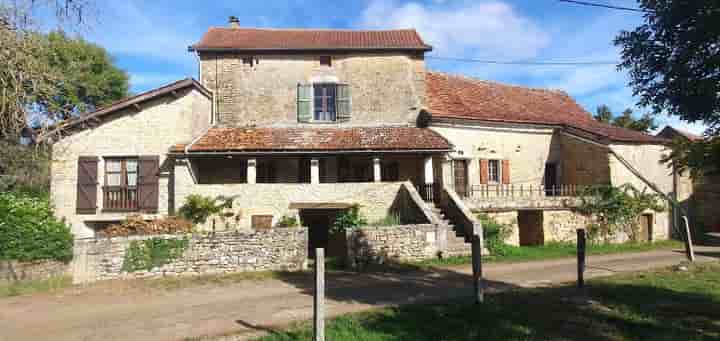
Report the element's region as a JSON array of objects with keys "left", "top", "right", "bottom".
[
  {"left": 577, "top": 229, "right": 586, "bottom": 289},
  {"left": 682, "top": 216, "right": 696, "bottom": 262},
  {"left": 314, "top": 248, "right": 325, "bottom": 341},
  {"left": 471, "top": 234, "right": 484, "bottom": 303}
]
